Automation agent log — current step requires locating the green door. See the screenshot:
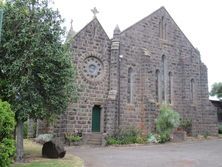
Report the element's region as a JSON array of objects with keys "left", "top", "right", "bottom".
[{"left": 92, "top": 106, "right": 101, "bottom": 132}]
